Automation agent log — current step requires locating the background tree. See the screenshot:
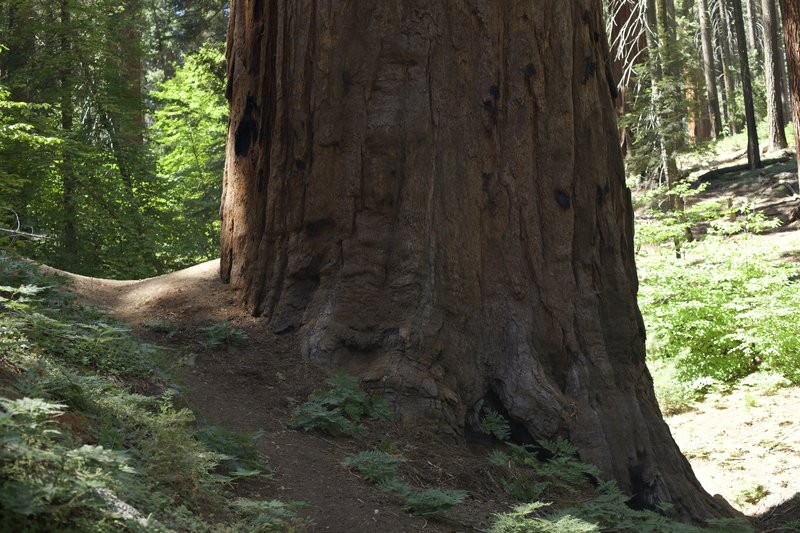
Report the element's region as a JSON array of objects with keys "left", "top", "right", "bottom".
[
  {"left": 732, "top": 0, "right": 762, "bottom": 168},
  {"left": 221, "top": 0, "right": 732, "bottom": 521},
  {"left": 779, "top": 0, "right": 800, "bottom": 186},
  {"left": 718, "top": 0, "right": 744, "bottom": 134},
  {"left": 0, "top": 0, "right": 229, "bottom": 277},
  {"left": 762, "top": 0, "right": 788, "bottom": 150},
  {"left": 700, "top": 0, "right": 725, "bottom": 138}
]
